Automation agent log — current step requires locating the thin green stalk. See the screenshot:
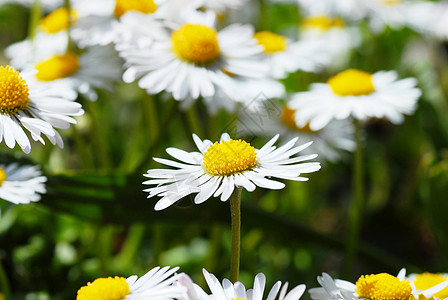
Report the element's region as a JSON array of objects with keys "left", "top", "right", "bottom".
[
  {"left": 344, "top": 119, "right": 364, "bottom": 277},
  {"left": 0, "top": 259, "right": 11, "bottom": 300},
  {"left": 113, "top": 223, "right": 145, "bottom": 272},
  {"left": 28, "top": 0, "right": 42, "bottom": 40},
  {"left": 230, "top": 187, "right": 242, "bottom": 283},
  {"left": 64, "top": 0, "right": 73, "bottom": 51}
]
